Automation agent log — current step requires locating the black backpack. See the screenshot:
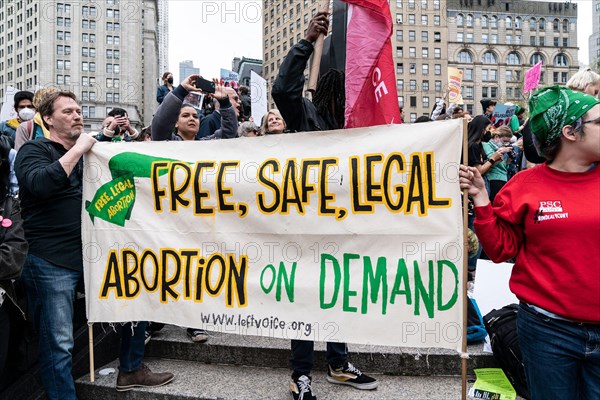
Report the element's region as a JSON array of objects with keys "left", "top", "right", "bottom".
[{"left": 483, "top": 304, "right": 530, "bottom": 400}]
